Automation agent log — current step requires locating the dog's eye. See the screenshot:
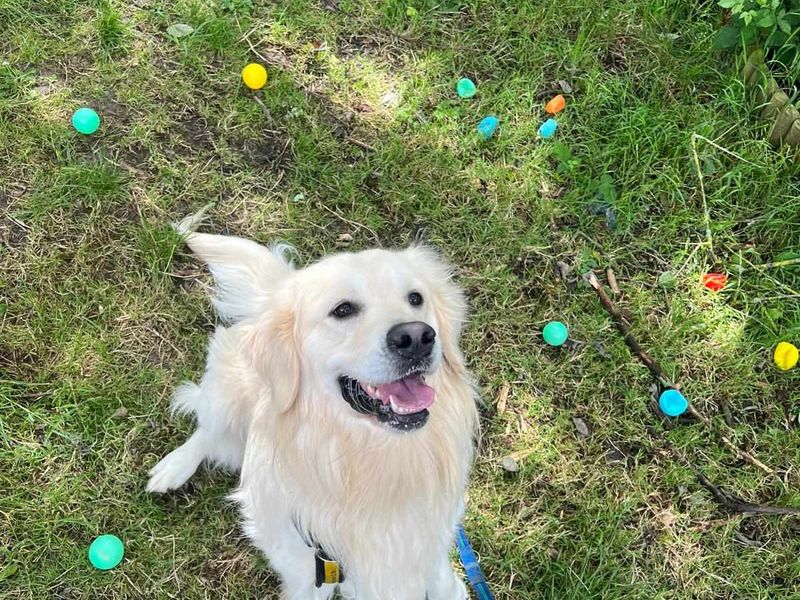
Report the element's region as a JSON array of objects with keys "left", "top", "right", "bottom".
[
  {"left": 331, "top": 302, "right": 358, "bottom": 319},
  {"left": 408, "top": 292, "right": 423, "bottom": 307}
]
